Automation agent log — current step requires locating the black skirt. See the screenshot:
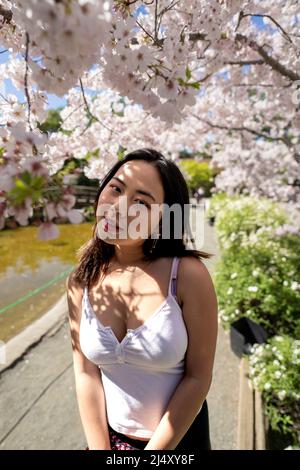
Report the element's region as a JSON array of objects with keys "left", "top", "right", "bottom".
[{"left": 107, "top": 399, "right": 211, "bottom": 451}]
